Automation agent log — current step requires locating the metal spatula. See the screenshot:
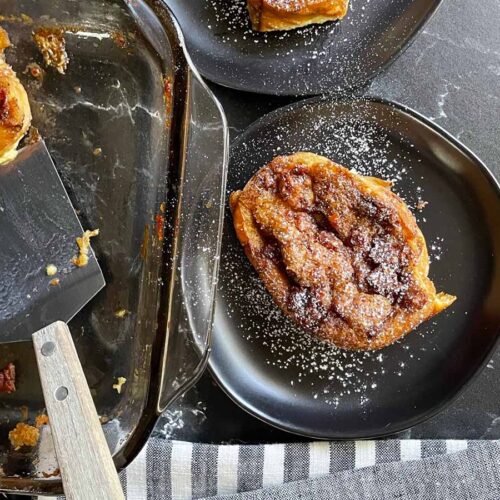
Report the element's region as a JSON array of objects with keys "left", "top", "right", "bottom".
[{"left": 0, "top": 141, "right": 124, "bottom": 499}]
